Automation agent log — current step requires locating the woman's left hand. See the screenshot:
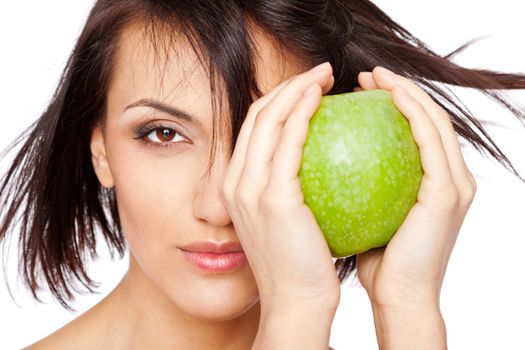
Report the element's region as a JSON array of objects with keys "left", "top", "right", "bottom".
[
  {"left": 354, "top": 67, "right": 477, "bottom": 312},
  {"left": 219, "top": 63, "right": 341, "bottom": 312}
]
